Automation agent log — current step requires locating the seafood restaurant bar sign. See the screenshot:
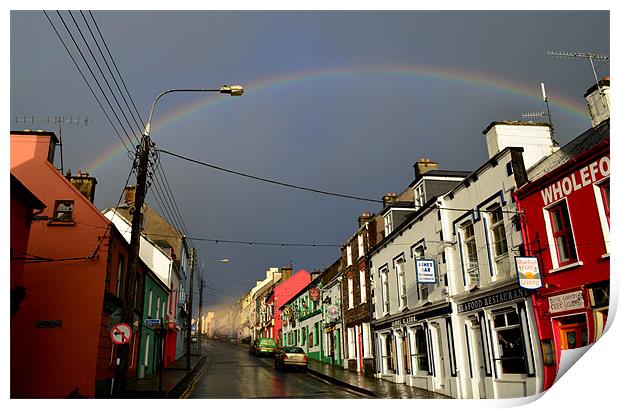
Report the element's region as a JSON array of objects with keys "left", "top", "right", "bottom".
[{"left": 457, "top": 287, "right": 530, "bottom": 314}]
